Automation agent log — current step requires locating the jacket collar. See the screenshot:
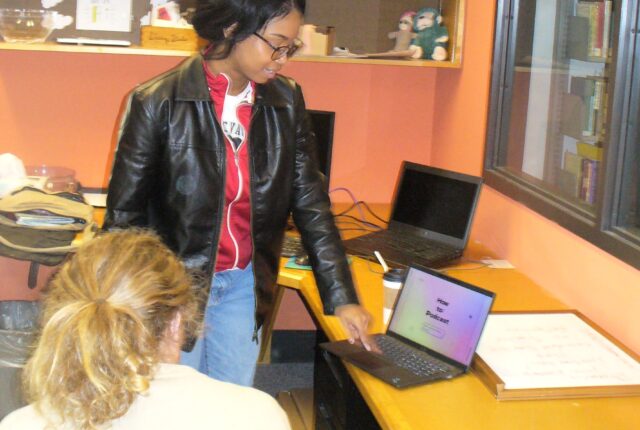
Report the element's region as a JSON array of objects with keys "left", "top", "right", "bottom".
[{"left": 175, "top": 54, "right": 288, "bottom": 108}]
